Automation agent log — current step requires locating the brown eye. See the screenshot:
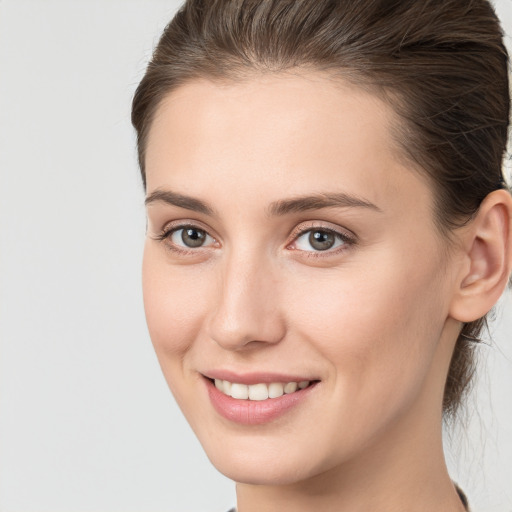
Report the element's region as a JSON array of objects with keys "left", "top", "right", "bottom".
[
  {"left": 168, "top": 227, "right": 215, "bottom": 249},
  {"left": 181, "top": 228, "right": 207, "bottom": 247},
  {"left": 293, "top": 228, "right": 351, "bottom": 253},
  {"left": 308, "top": 230, "right": 335, "bottom": 251}
]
